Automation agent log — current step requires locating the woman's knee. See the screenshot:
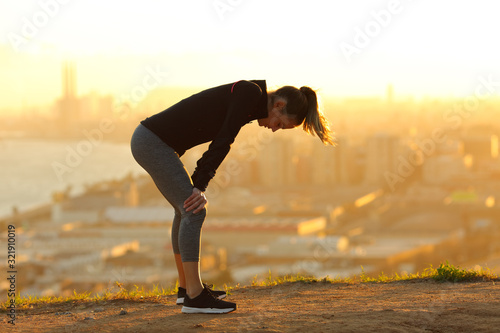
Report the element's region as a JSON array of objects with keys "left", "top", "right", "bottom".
[
  {"left": 181, "top": 207, "right": 206, "bottom": 225},
  {"left": 190, "top": 207, "right": 207, "bottom": 220}
]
